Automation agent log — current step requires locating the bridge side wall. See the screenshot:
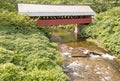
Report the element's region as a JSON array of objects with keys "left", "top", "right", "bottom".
[{"left": 36, "top": 17, "right": 92, "bottom": 26}]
